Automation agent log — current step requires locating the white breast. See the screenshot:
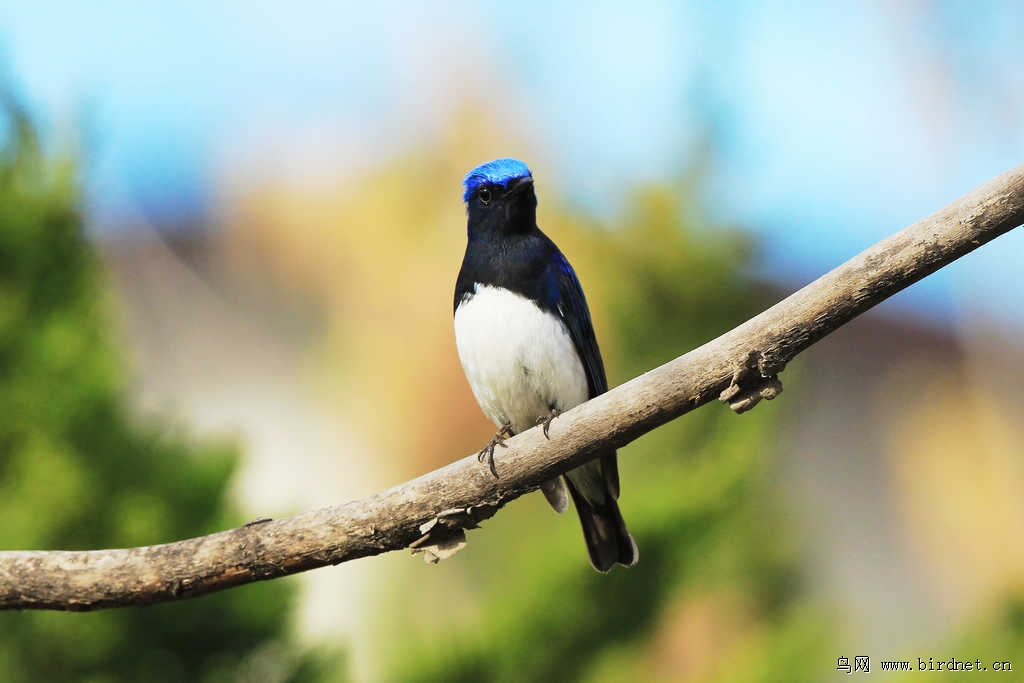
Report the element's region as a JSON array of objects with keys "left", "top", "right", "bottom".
[{"left": 454, "top": 284, "right": 589, "bottom": 434}]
